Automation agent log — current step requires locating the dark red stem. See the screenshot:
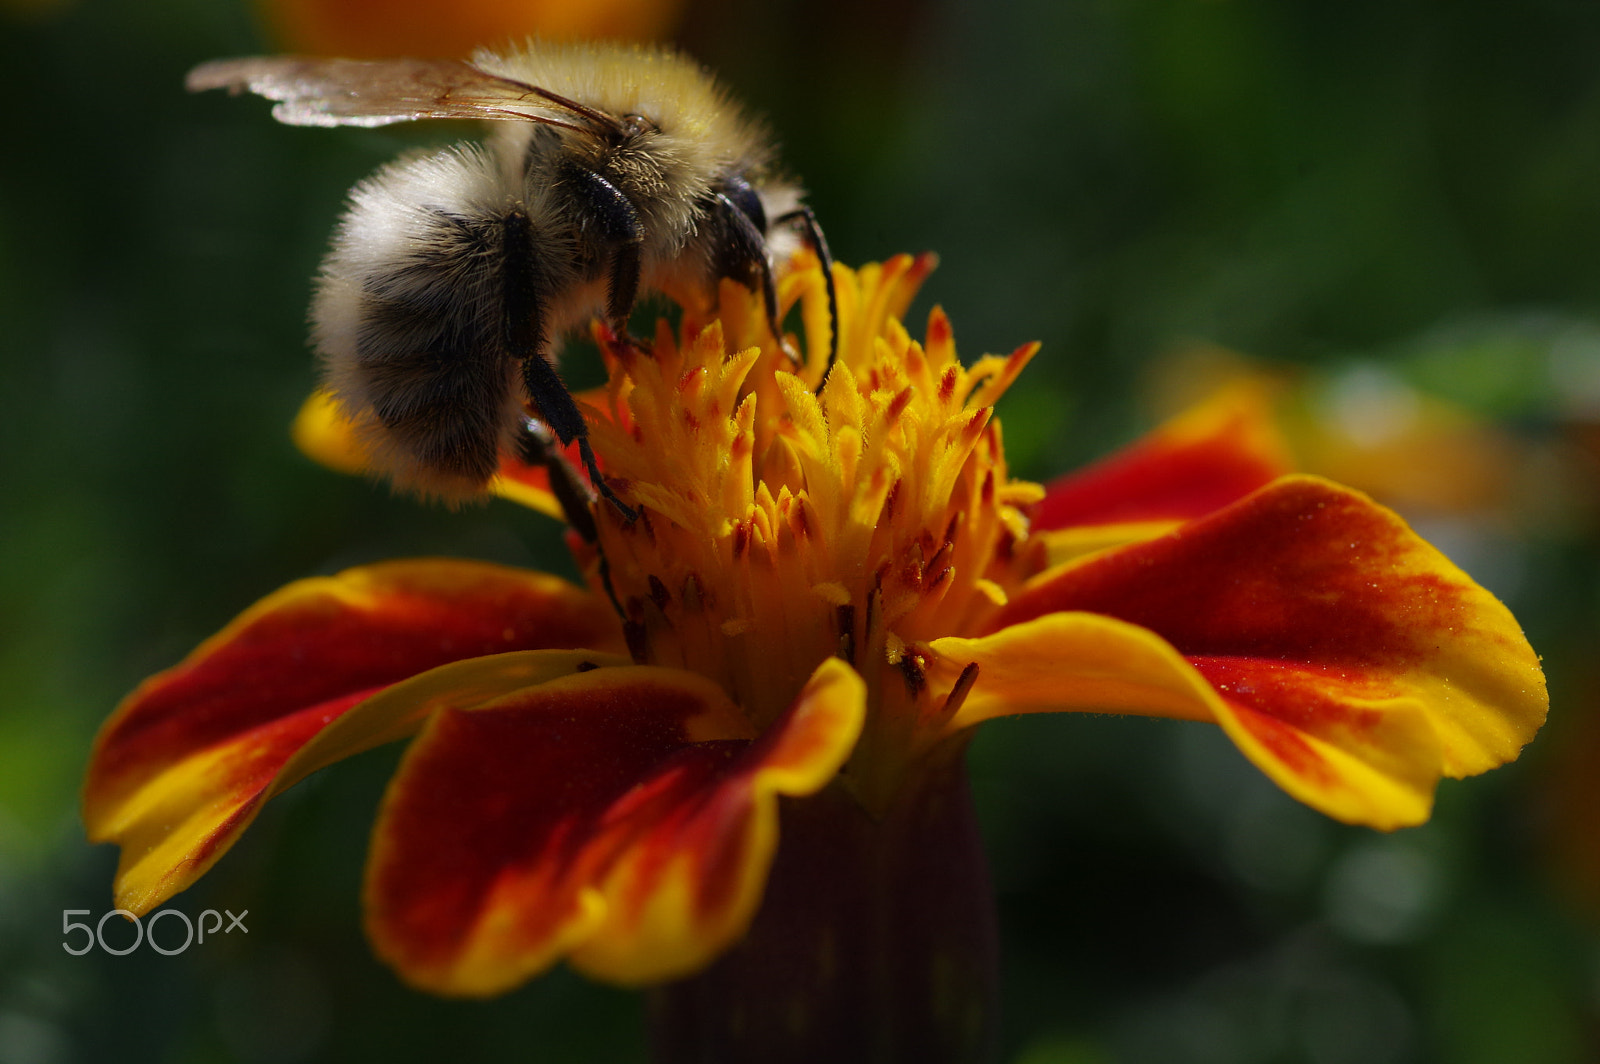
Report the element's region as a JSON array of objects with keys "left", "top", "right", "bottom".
[{"left": 649, "top": 744, "right": 999, "bottom": 1063}]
